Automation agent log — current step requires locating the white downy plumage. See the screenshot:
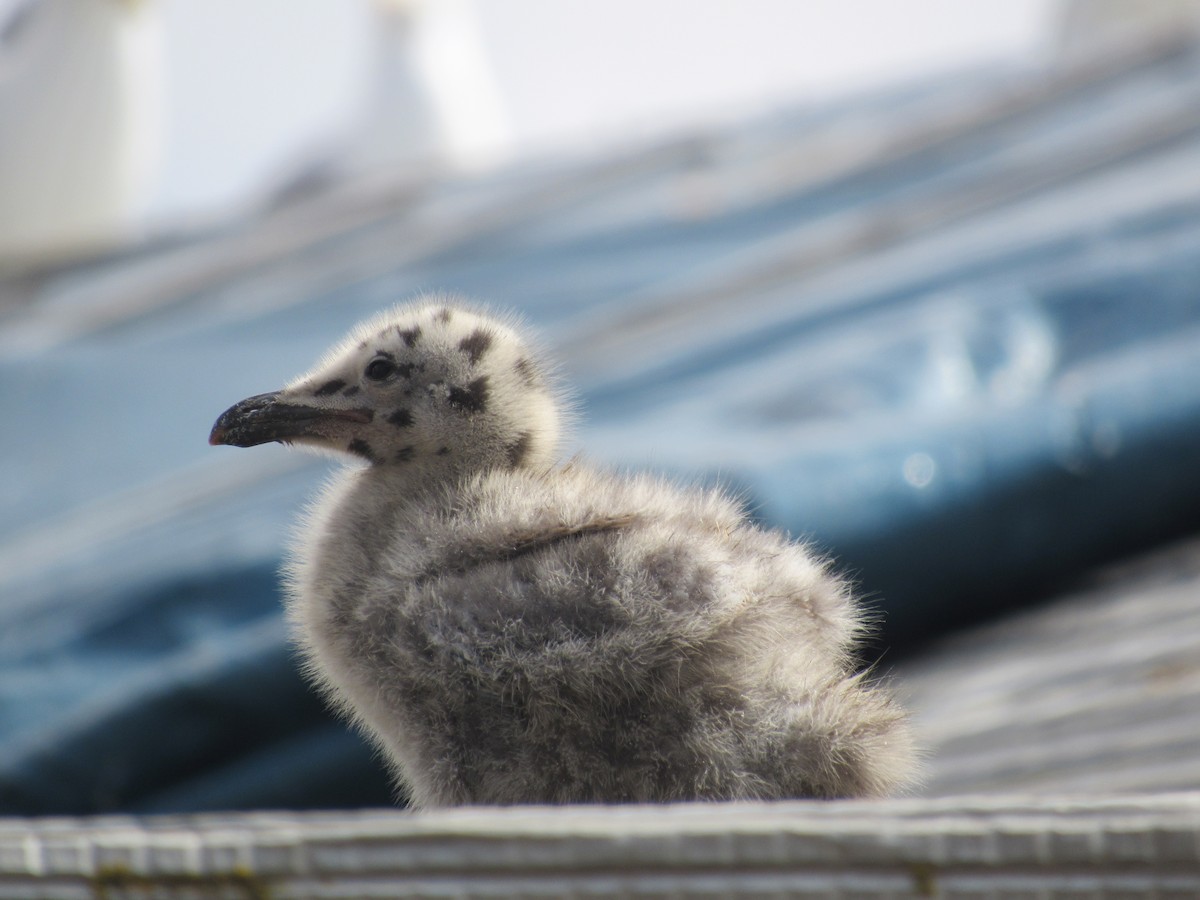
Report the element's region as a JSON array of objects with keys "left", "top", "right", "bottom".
[{"left": 210, "top": 298, "right": 917, "bottom": 807}]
